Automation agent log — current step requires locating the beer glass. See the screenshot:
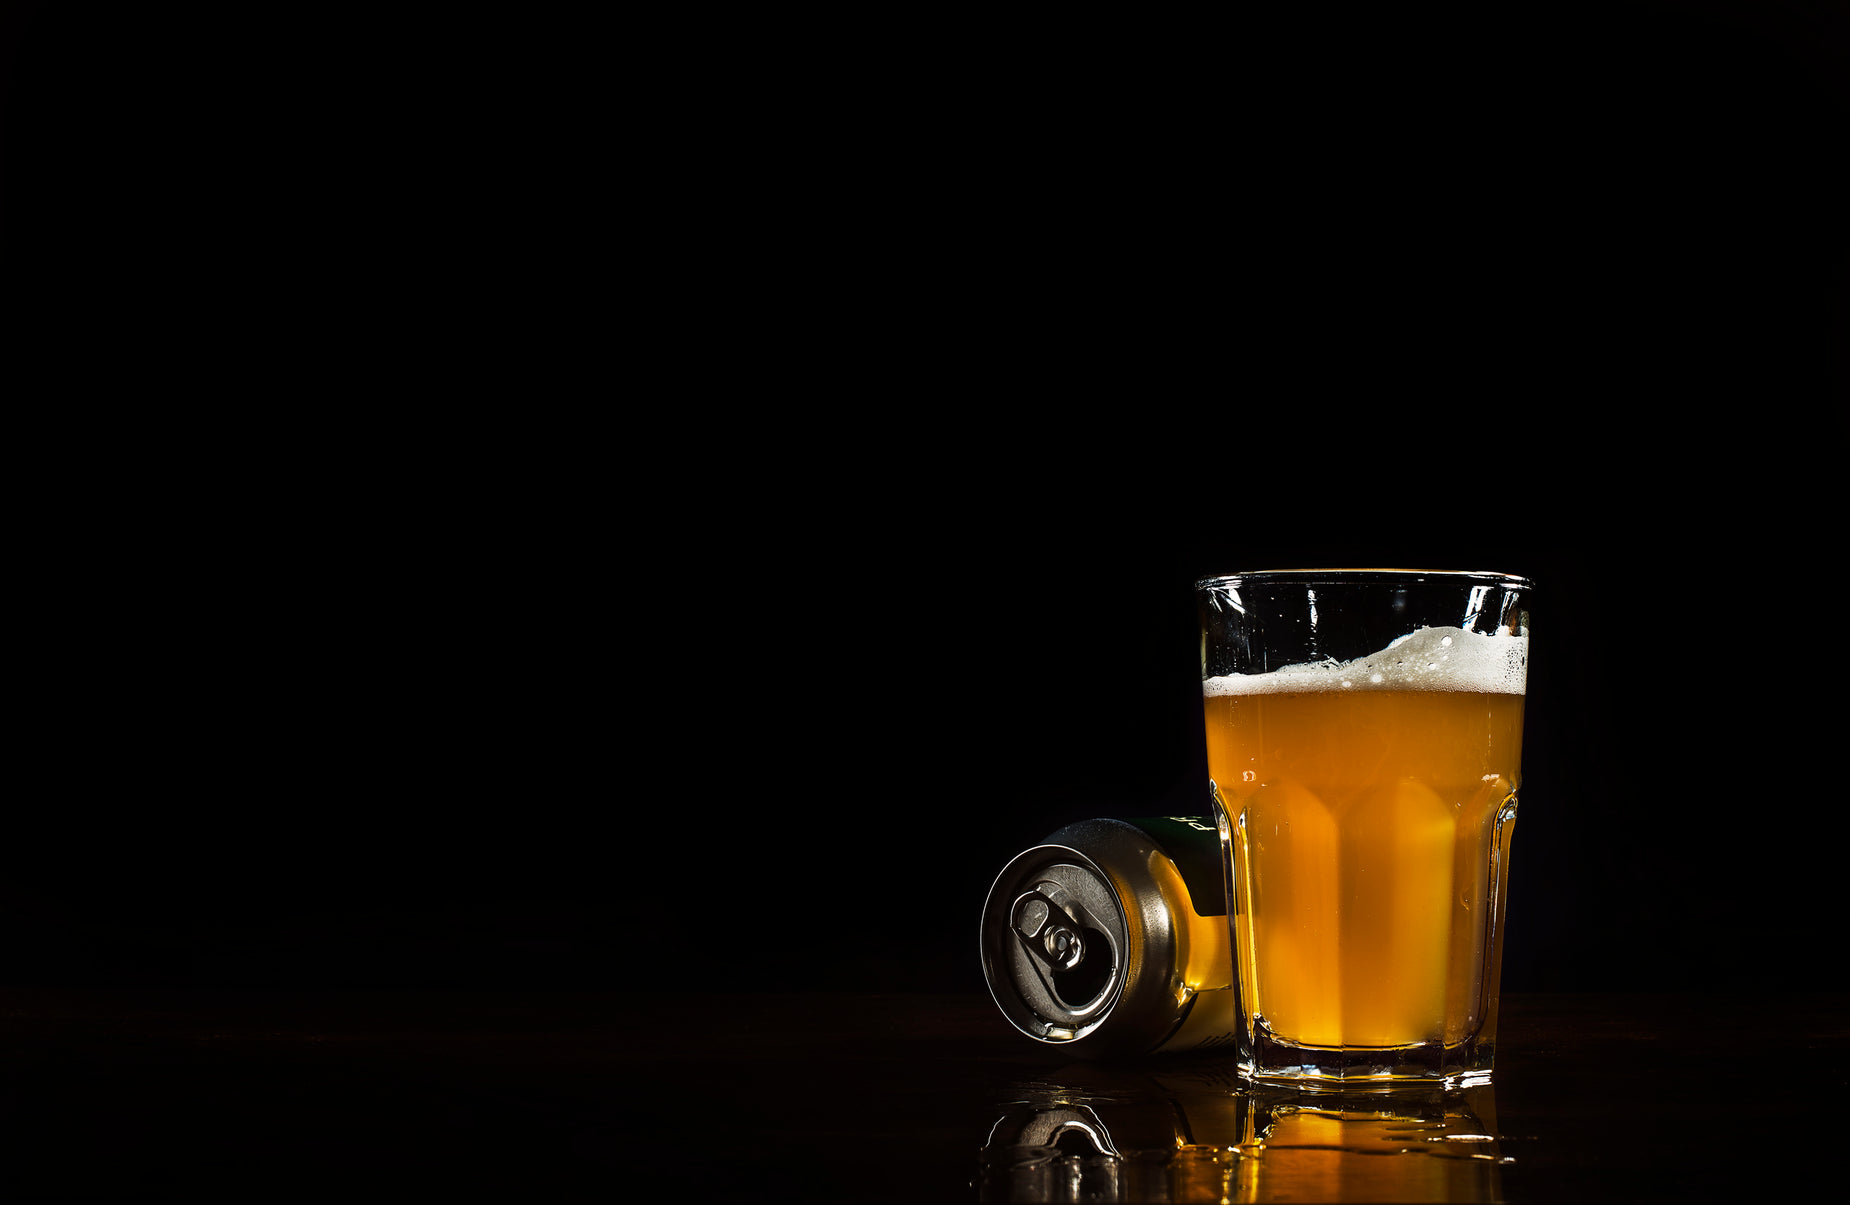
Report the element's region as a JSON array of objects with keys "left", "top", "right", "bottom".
[{"left": 1197, "top": 570, "right": 1532, "bottom": 1087}]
